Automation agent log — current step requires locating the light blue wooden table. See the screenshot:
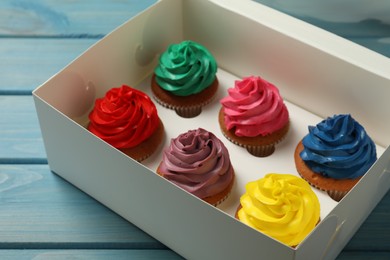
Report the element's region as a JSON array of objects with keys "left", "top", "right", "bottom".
[{"left": 1, "top": 1, "right": 389, "bottom": 259}]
